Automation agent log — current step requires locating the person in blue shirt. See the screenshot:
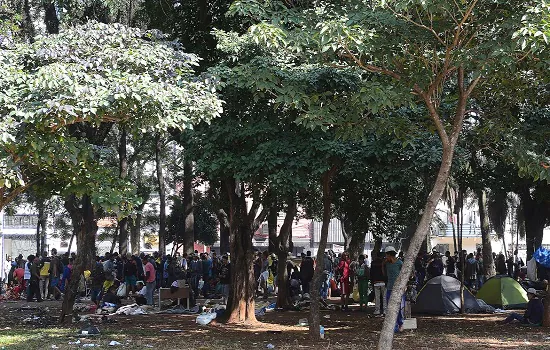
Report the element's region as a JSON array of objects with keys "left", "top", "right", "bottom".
[
  {"left": 384, "top": 246, "right": 404, "bottom": 333},
  {"left": 499, "top": 288, "right": 543, "bottom": 325}
]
